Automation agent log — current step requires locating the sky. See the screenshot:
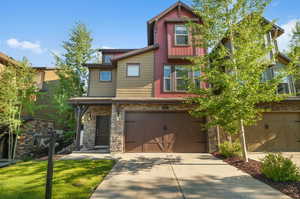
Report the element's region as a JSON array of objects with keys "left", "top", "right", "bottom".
[{"left": 1, "top": 0, "right": 300, "bottom": 67}]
